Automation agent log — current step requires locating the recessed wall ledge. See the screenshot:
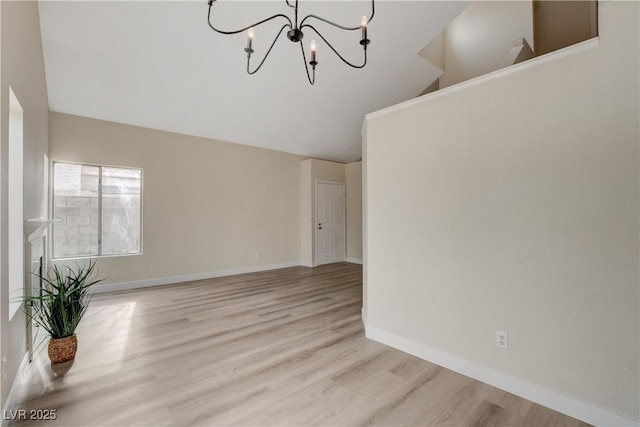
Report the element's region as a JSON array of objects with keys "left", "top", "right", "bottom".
[
  {"left": 365, "top": 36, "right": 600, "bottom": 123},
  {"left": 24, "top": 218, "right": 61, "bottom": 241}
]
